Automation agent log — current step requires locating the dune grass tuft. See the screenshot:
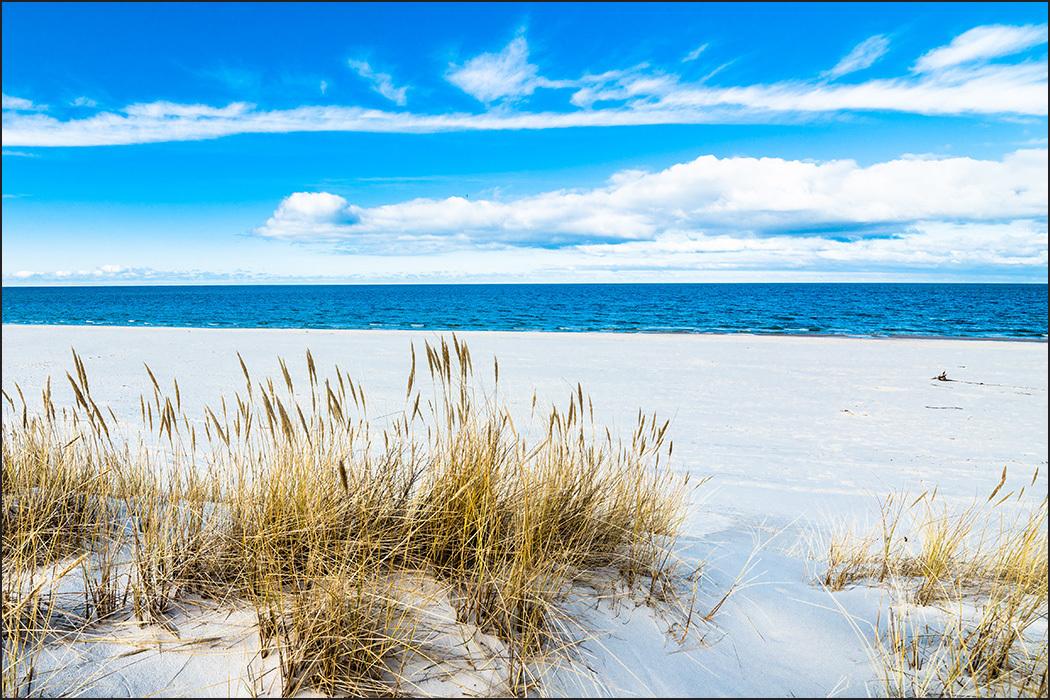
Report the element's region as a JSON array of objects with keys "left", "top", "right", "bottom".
[
  {"left": 2, "top": 339, "right": 699, "bottom": 696},
  {"left": 823, "top": 475, "right": 1048, "bottom": 697}
]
